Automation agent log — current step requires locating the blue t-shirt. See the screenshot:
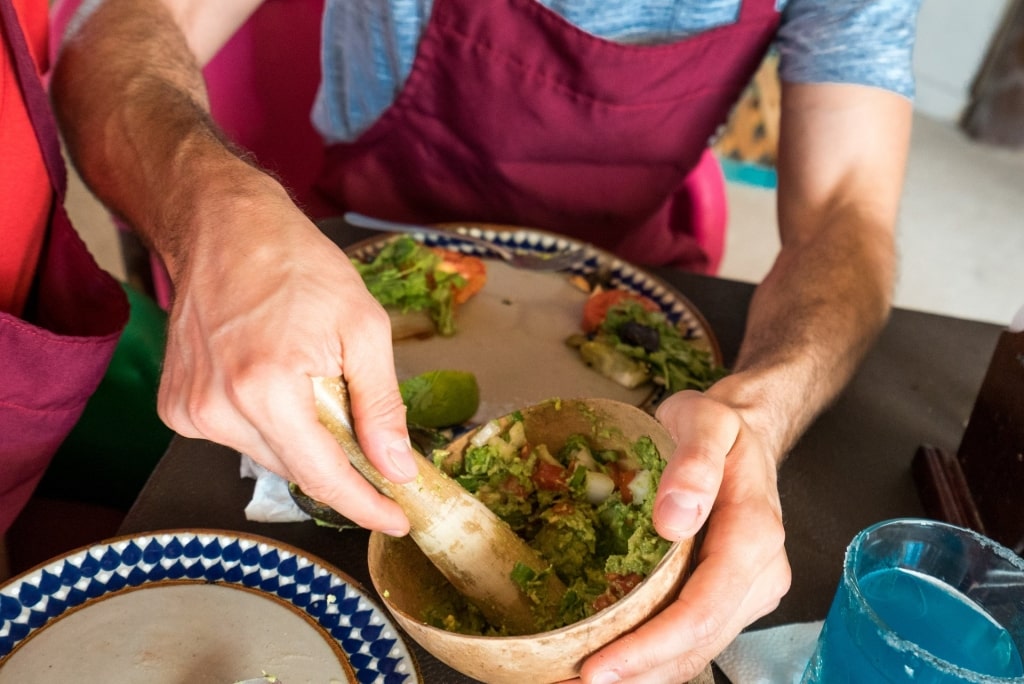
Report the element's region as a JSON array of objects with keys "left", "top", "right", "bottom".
[{"left": 312, "top": 0, "right": 921, "bottom": 144}]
